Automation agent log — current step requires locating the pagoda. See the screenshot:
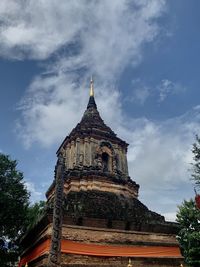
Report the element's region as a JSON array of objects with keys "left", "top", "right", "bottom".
[{"left": 19, "top": 79, "right": 183, "bottom": 267}]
